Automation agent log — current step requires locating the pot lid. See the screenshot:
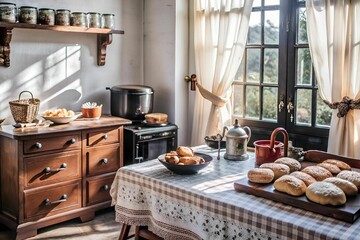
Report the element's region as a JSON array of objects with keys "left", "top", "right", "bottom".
[
  {"left": 108, "top": 84, "right": 154, "bottom": 94},
  {"left": 226, "top": 119, "right": 248, "bottom": 138}
]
